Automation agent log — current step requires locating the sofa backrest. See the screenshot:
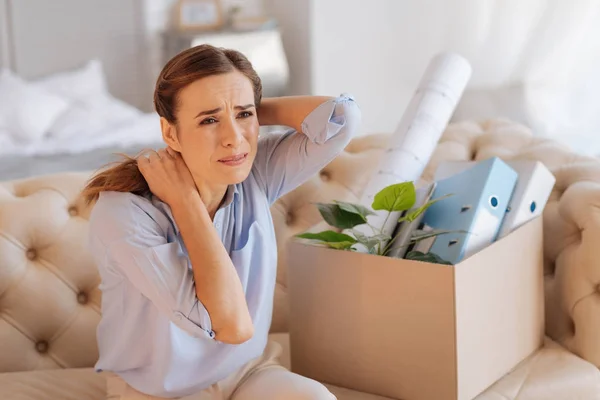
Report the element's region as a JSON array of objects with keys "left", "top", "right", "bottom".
[{"left": 2, "top": 120, "right": 600, "bottom": 373}]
